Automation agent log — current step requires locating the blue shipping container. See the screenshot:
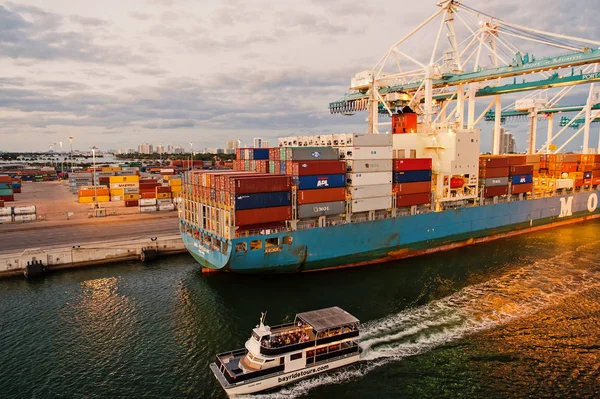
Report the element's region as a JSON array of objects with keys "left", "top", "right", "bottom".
[
  {"left": 235, "top": 191, "right": 291, "bottom": 210},
  {"left": 297, "top": 174, "right": 346, "bottom": 190},
  {"left": 393, "top": 170, "right": 432, "bottom": 184},
  {"left": 511, "top": 174, "right": 533, "bottom": 185},
  {"left": 584, "top": 171, "right": 593, "bottom": 179},
  {"left": 11, "top": 183, "right": 21, "bottom": 189},
  {"left": 253, "top": 149, "right": 270, "bottom": 160},
  {"left": 0, "top": 183, "right": 11, "bottom": 189},
  {"left": 280, "top": 161, "right": 286, "bottom": 174}
]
